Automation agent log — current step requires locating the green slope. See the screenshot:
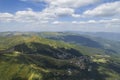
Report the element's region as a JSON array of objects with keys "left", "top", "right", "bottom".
[
  {"left": 0, "top": 34, "right": 120, "bottom": 80},
  {"left": 38, "top": 32, "right": 120, "bottom": 56}
]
